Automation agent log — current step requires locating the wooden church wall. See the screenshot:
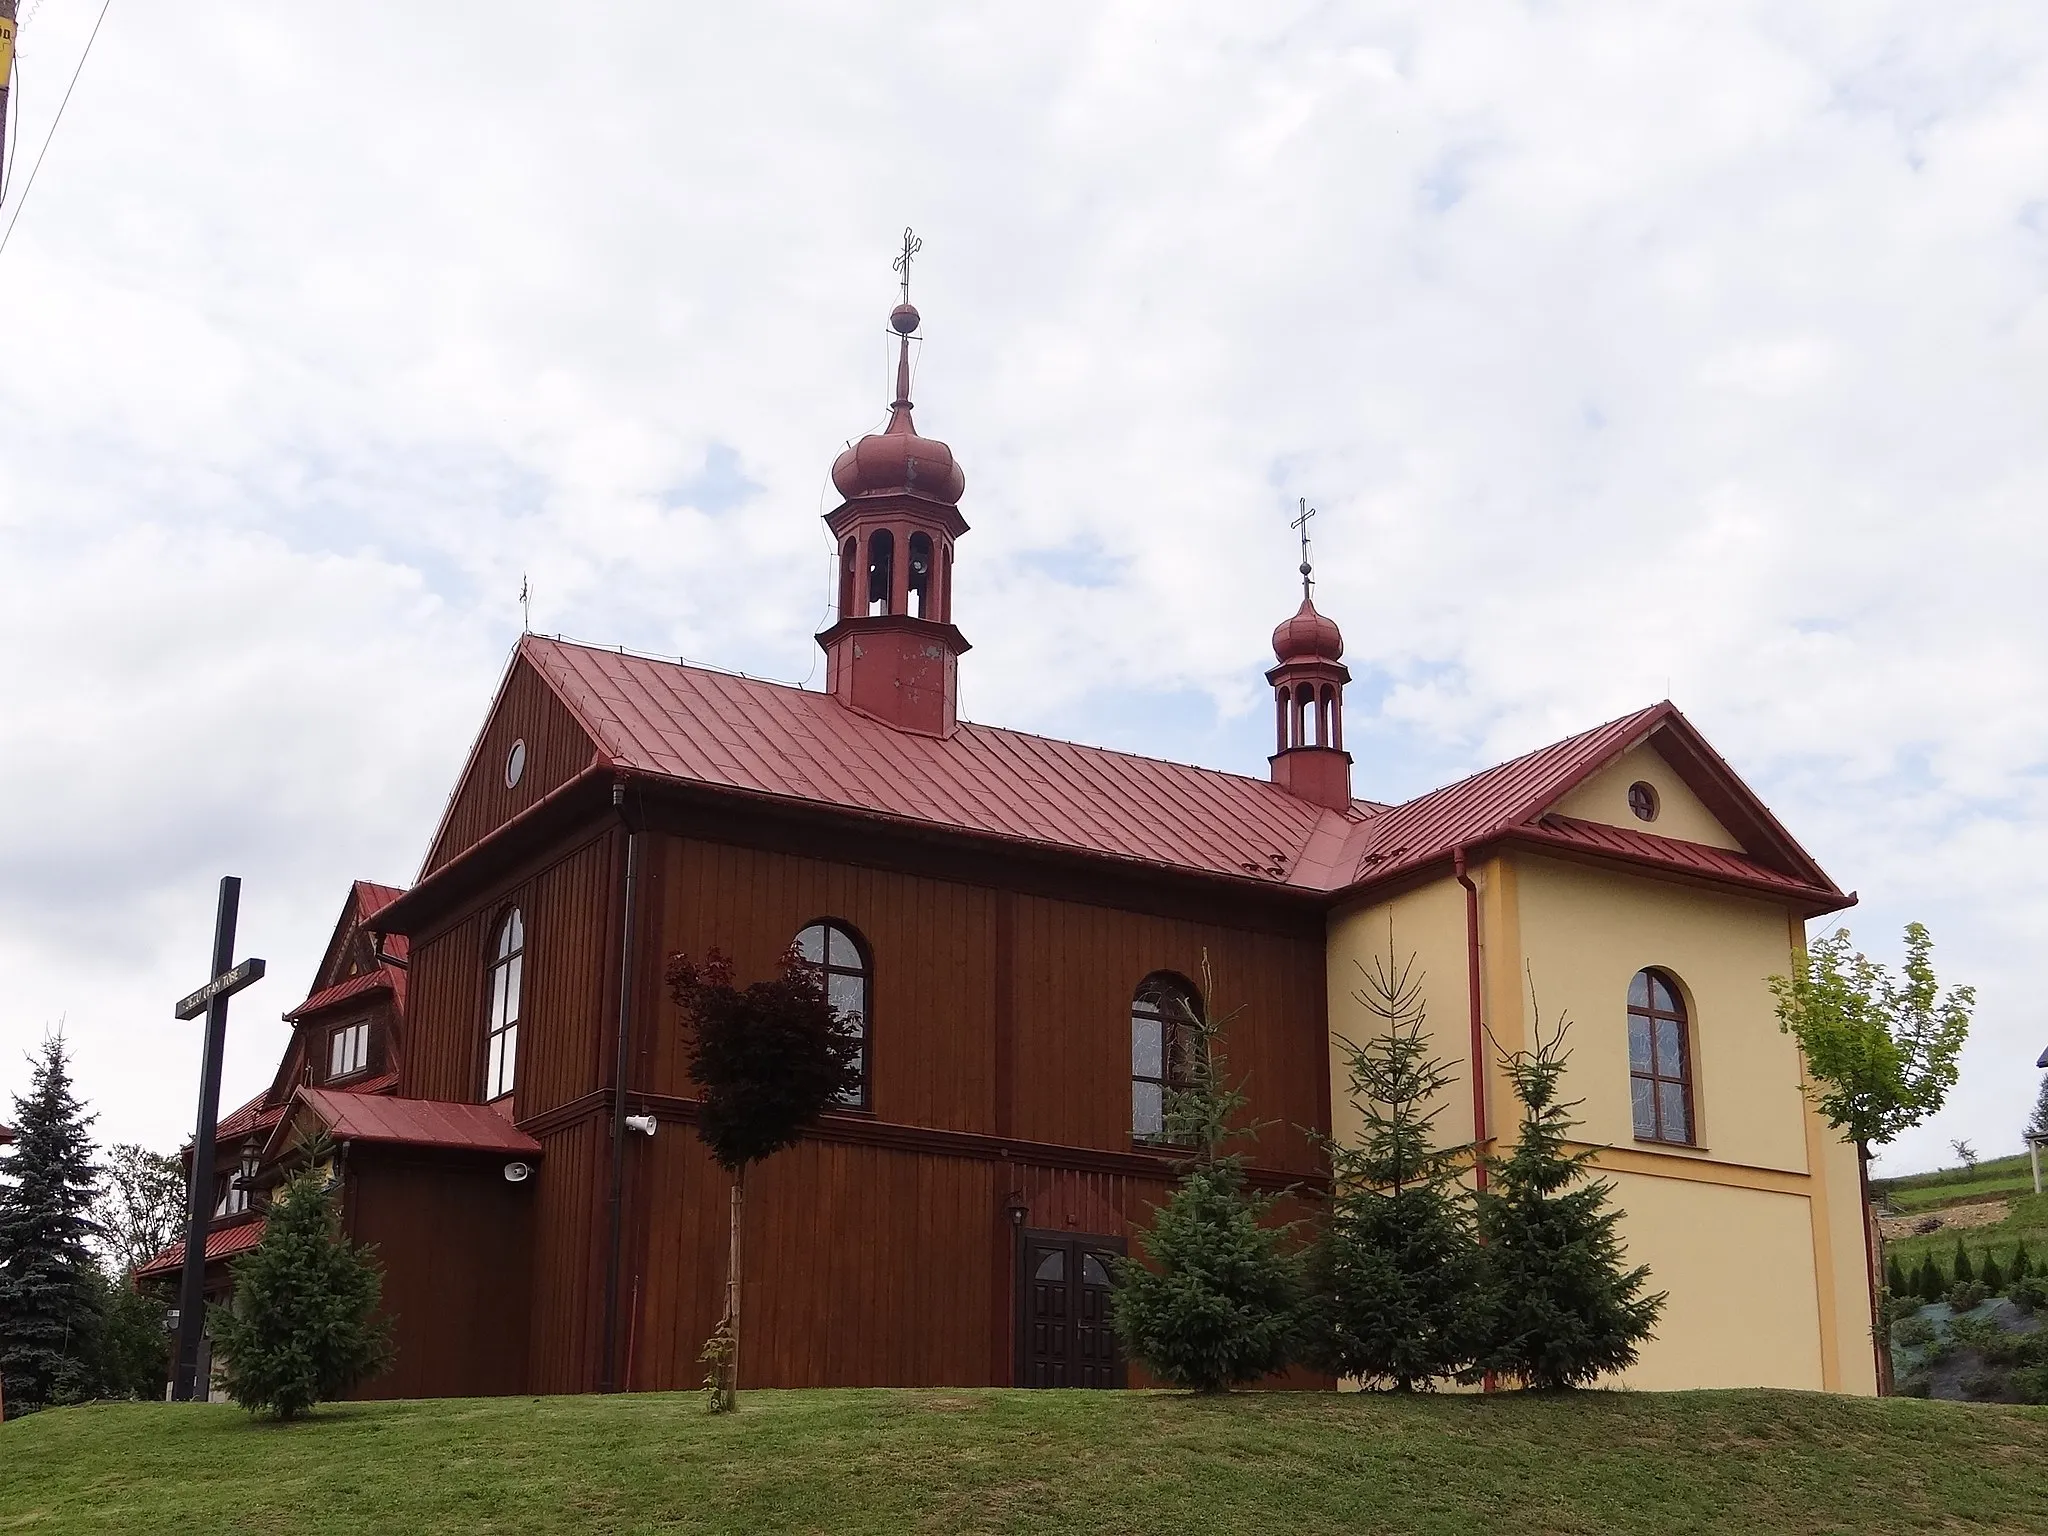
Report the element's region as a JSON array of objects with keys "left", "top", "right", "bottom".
[
  {"left": 633, "top": 832, "right": 1328, "bottom": 1166},
  {"left": 525, "top": 1113, "right": 608, "bottom": 1395},
  {"left": 423, "top": 657, "right": 598, "bottom": 877},
  {"left": 346, "top": 1151, "right": 534, "bottom": 1401},
  {"left": 401, "top": 829, "right": 620, "bottom": 1117}
]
